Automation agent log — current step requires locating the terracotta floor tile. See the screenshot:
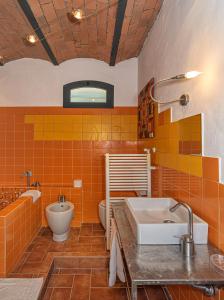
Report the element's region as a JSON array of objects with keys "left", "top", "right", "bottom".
[
  {"left": 92, "top": 230, "right": 105, "bottom": 237},
  {"left": 90, "top": 287, "right": 128, "bottom": 300},
  {"left": 136, "top": 288, "right": 149, "bottom": 300},
  {"left": 26, "top": 243, "right": 36, "bottom": 252},
  {"left": 92, "top": 223, "right": 104, "bottom": 230},
  {"left": 113, "top": 277, "right": 127, "bottom": 288},
  {"left": 144, "top": 286, "right": 166, "bottom": 300},
  {"left": 12, "top": 252, "right": 30, "bottom": 273},
  {"left": 63, "top": 242, "right": 88, "bottom": 252},
  {"left": 80, "top": 226, "right": 93, "bottom": 236},
  {"left": 48, "top": 274, "right": 74, "bottom": 287},
  {"left": 91, "top": 269, "right": 108, "bottom": 287},
  {"left": 54, "top": 257, "right": 79, "bottom": 269},
  {"left": 48, "top": 241, "right": 65, "bottom": 252},
  {"left": 78, "top": 257, "right": 109, "bottom": 268},
  {"left": 50, "top": 287, "right": 72, "bottom": 300},
  {"left": 91, "top": 244, "right": 107, "bottom": 252},
  {"left": 81, "top": 223, "right": 93, "bottom": 229},
  {"left": 8, "top": 273, "right": 33, "bottom": 278},
  {"left": 42, "top": 287, "right": 53, "bottom": 300},
  {"left": 60, "top": 268, "right": 91, "bottom": 275},
  {"left": 20, "top": 262, "right": 43, "bottom": 274},
  {"left": 52, "top": 268, "right": 60, "bottom": 274},
  {"left": 70, "top": 274, "right": 91, "bottom": 300},
  {"left": 26, "top": 250, "right": 47, "bottom": 263},
  {"left": 79, "top": 236, "right": 105, "bottom": 245},
  {"left": 41, "top": 227, "right": 52, "bottom": 237}
]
